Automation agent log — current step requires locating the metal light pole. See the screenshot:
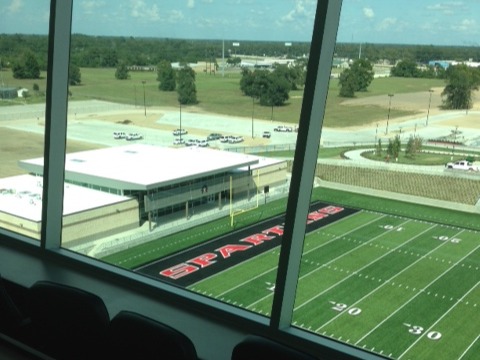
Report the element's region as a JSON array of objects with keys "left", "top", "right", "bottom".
[
  {"left": 385, "top": 93, "right": 394, "bottom": 135},
  {"left": 251, "top": 97, "right": 255, "bottom": 139},
  {"left": 452, "top": 125, "right": 458, "bottom": 160},
  {"left": 426, "top": 89, "right": 433, "bottom": 126},
  {"left": 179, "top": 102, "right": 182, "bottom": 141},
  {"left": 134, "top": 85, "right": 137, "bottom": 108},
  {"left": 142, "top": 80, "right": 146, "bottom": 118}
]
